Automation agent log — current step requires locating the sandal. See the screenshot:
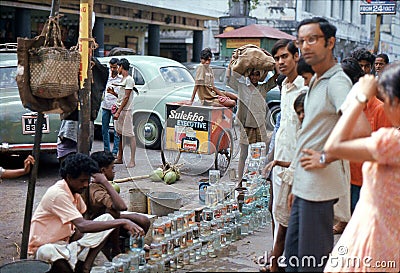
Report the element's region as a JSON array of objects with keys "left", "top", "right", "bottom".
[
  {"left": 333, "top": 221, "right": 347, "bottom": 235},
  {"left": 114, "top": 159, "right": 123, "bottom": 164}
]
